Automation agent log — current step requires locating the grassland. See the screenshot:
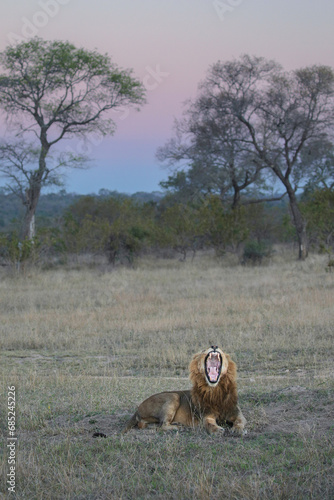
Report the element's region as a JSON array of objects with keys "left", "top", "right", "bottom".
[{"left": 1, "top": 253, "right": 333, "bottom": 499}]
